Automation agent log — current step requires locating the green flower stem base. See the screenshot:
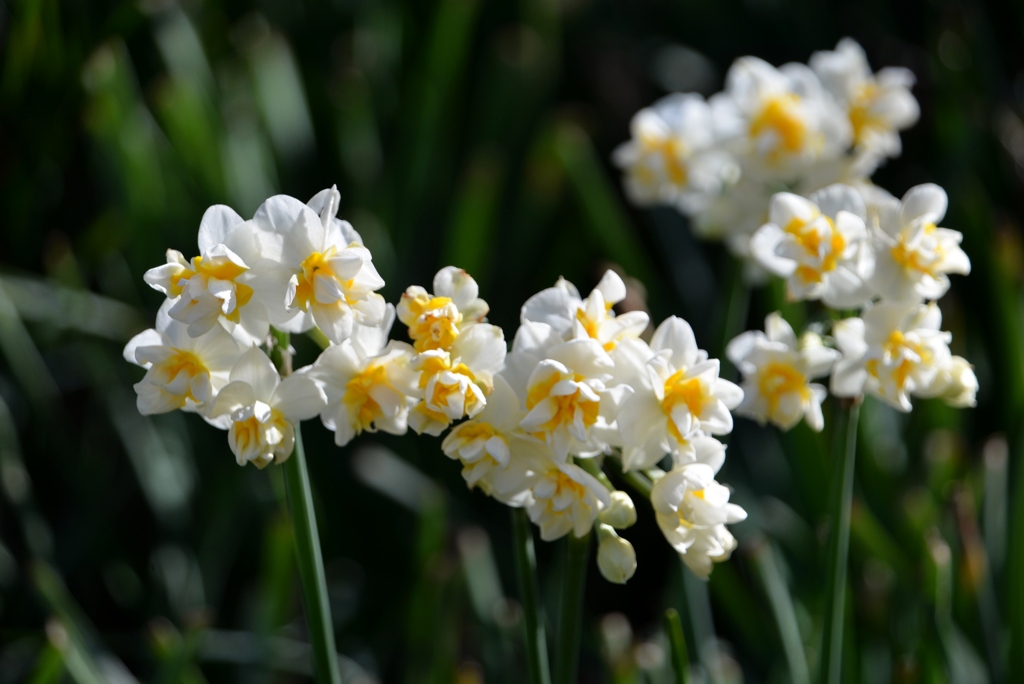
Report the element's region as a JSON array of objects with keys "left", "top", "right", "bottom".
[
  {"left": 512, "top": 509, "right": 552, "bottom": 684},
  {"left": 820, "top": 398, "right": 861, "bottom": 684},
  {"left": 554, "top": 531, "right": 591, "bottom": 684},
  {"left": 271, "top": 328, "right": 341, "bottom": 684}
]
